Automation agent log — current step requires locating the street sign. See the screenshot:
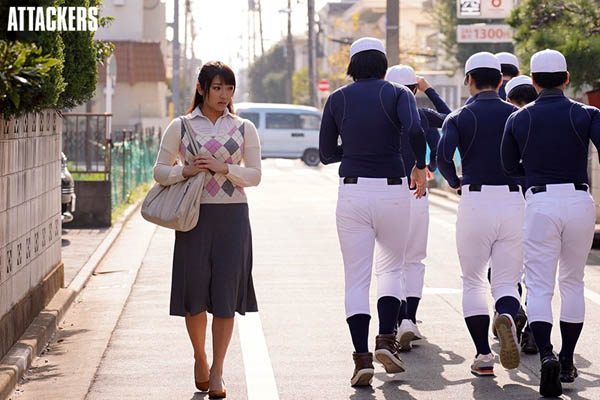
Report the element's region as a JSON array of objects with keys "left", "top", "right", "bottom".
[
  {"left": 457, "top": 0, "right": 514, "bottom": 19},
  {"left": 457, "top": 24, "right": 513, "bottom": 43},
  {"left": 318, "top": 79, "right": 330, "bottom": 92}
]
